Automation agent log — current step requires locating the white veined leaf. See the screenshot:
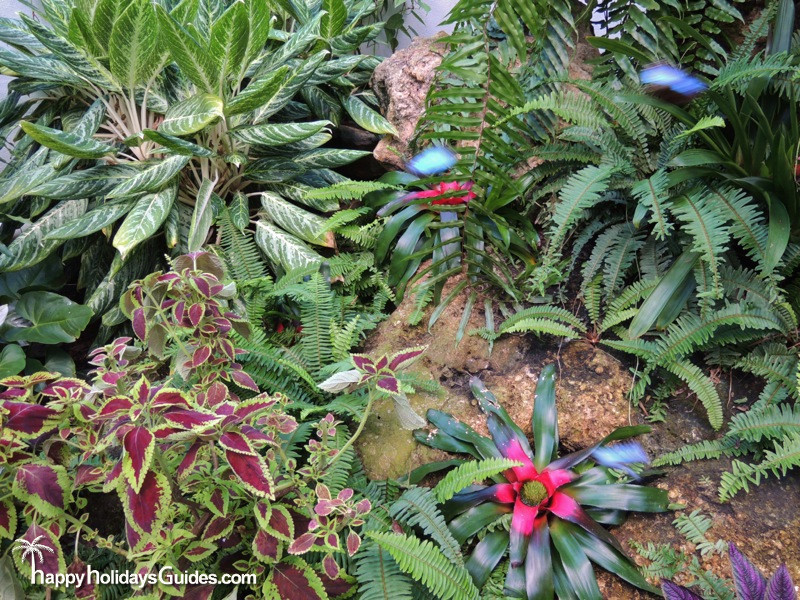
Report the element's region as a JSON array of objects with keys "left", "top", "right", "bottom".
[
  {"left": 320, "top": 0, "right": 347, "bottom": 37},
  {"left": 255, "top": 219, "right": 322, "bottom": 271},
  {"left": 252, "top": 51, "right": 329, "bottom": 122},
  {"left": 260, "top": 192, "right": 334, "bottom": 247},
  {"left": 0, "top": 163, "right": 57, "bottom": 206},
  {"left": 92, "top": 0, "right": 125, "bottom": 53},
  {"left": 239, "top": 0, "right": 271, "bottom": 80},
  {"left": 45, "top": 201, "right": 134, "bottom": 240},
  {"left": 106, "top": 155, "right": 189, "bottom": 198},
  {"left": 343, "top": 95, "right": 397, "bottom": 135},
  {"left": 28, "top": 164, "right": 137, "bottom": 199},
  {"left": 155, "top": 5, "right": 219, "bottom": 92},
  {"left": 159, "top": 93, "right": 224, "bottom": 136},
  {"left": 231, "top": 120, "right": 331, "bottom": 147},
  {"left": 109, "top": 0, "right": 158, "bottom": 89},
  {"left": 142, "top": 129, "right": 214, "bottom": 157},
  {"left": 113, "top": 186, "right": 177, "bottom": 258},
  {"left": 229, "top": 192, "right": 249, "bottom": 232},
  {"left": 224, "top": 65, "right": 291, "bottom": 116},
  {"left": 187, "top": 178, "right": 216, "bottom": 251},
  {"left": 0, "top": 200, "right": 88, "bottom": 272},
  {"left": 209, "top": 1, "right": 248, "bottom": 91},
  {"left": 294, "top": 148, "right": 371, "bottom": 169},
  {"left": 19, "top": 120, "right": 116, "bottom": 159}
]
